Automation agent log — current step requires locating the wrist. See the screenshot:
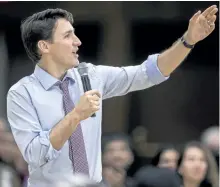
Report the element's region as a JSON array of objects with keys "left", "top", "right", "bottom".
[
  {"left": 183, "top": 32, "right": 196, "bottom": 45},
  {"left": 180, "top": 32, "right": 195, "bottom": 49},
  {"left": 70, "top": 109, "right": 81, "bottom": 128},
  {"left": 72, "top": 107, "right": 82, "bottom": 123}
]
